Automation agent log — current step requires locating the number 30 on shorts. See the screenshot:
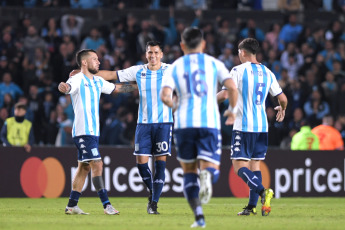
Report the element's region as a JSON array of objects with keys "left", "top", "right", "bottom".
[{"left": 156, "top": 141, "right": 168, "bottom": 152}]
